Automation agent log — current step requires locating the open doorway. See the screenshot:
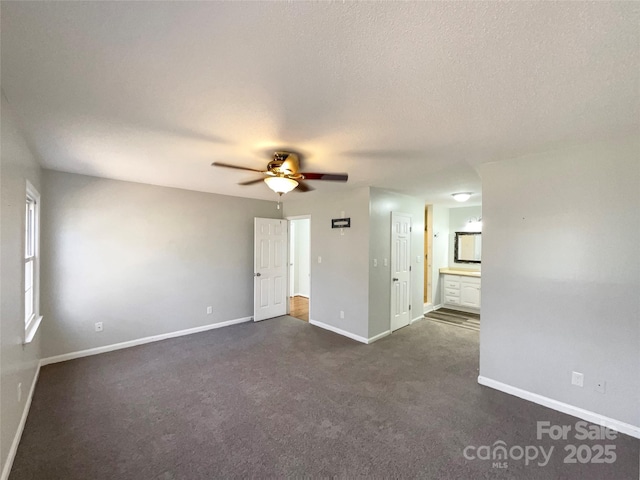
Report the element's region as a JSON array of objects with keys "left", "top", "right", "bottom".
[{"left": 288, "top": 216, "right": 311, "bottom": 322}]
